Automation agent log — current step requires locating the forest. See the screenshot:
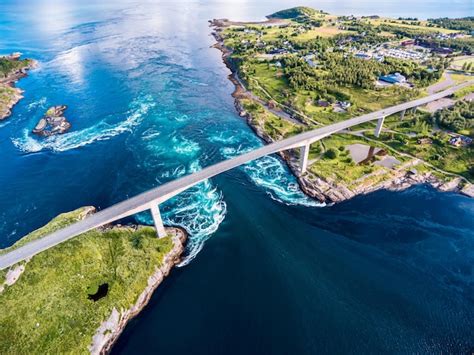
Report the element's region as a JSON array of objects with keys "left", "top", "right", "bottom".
[{"left": 434, "top": 100, "right": 474, "bottom": 133}]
